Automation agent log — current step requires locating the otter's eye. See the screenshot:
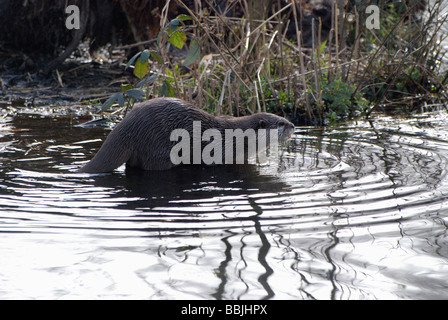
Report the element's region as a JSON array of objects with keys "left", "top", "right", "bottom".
[{"left": 279, "top": 122, "right": 285, "bottom": 127}]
